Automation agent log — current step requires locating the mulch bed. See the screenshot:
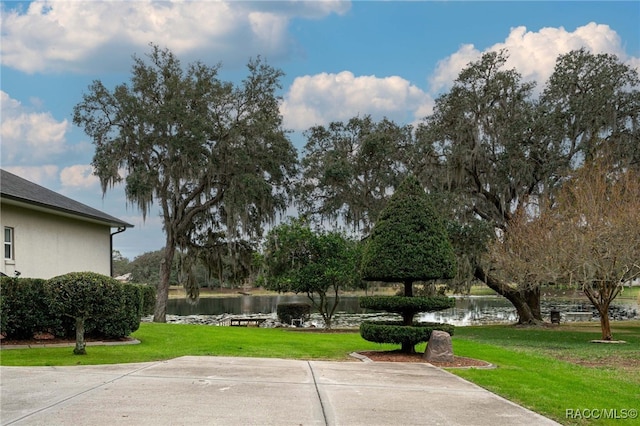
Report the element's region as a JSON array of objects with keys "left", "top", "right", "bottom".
[
  {"left": 0, "top": 333, "right": 135, "bottom": 347},
  {"left": 357, "top": 350, "right": 493, "bottom": 368}
]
